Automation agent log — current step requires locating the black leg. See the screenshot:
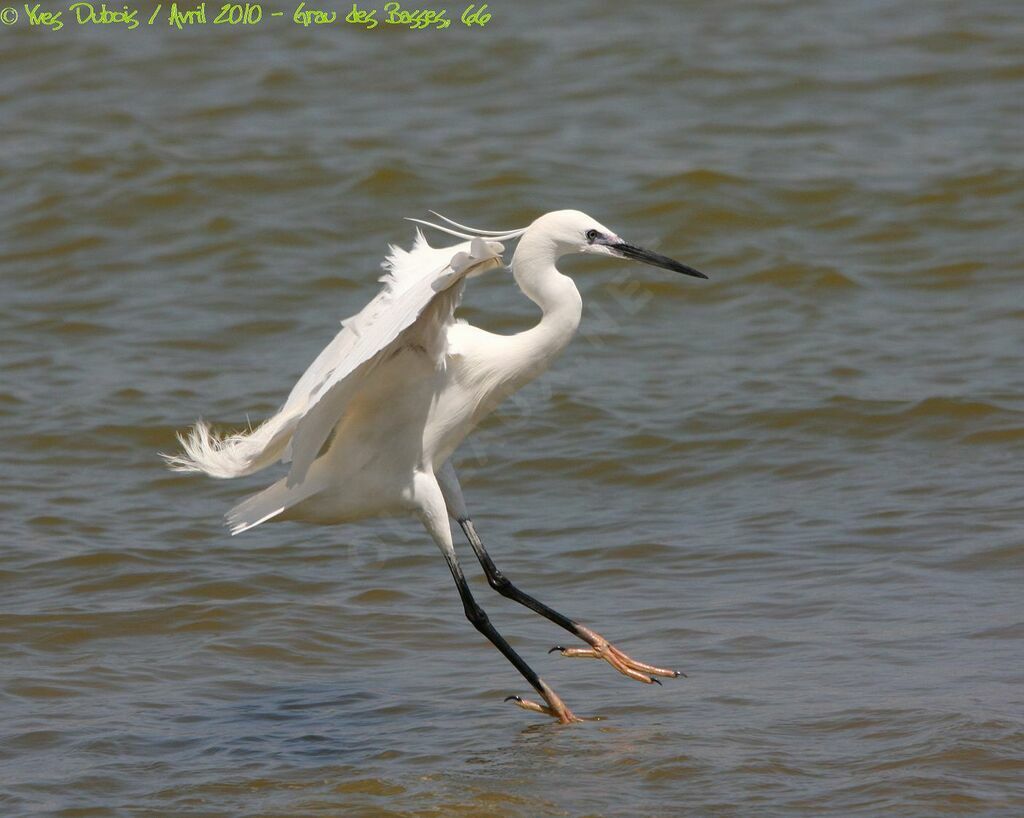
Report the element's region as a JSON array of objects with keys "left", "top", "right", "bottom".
[
  {"left": 459, "top": 518, "right": 582, "bottom": 632},
  {"left": 440, "top": 545, "right": 579, "bottom": 723},
  {"left": 458, "top": 518, "right": 683, "bottom": 682}
]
